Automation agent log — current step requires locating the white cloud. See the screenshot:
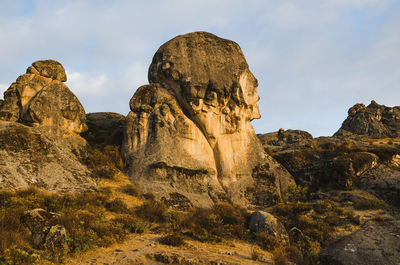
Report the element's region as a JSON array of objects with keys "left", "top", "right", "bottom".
[
  {"left": 0, "top": 84, "right": 9, "bottom": 98},
  {"left": 66, "top": 71, "right": 109, "bottom": 97}
]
